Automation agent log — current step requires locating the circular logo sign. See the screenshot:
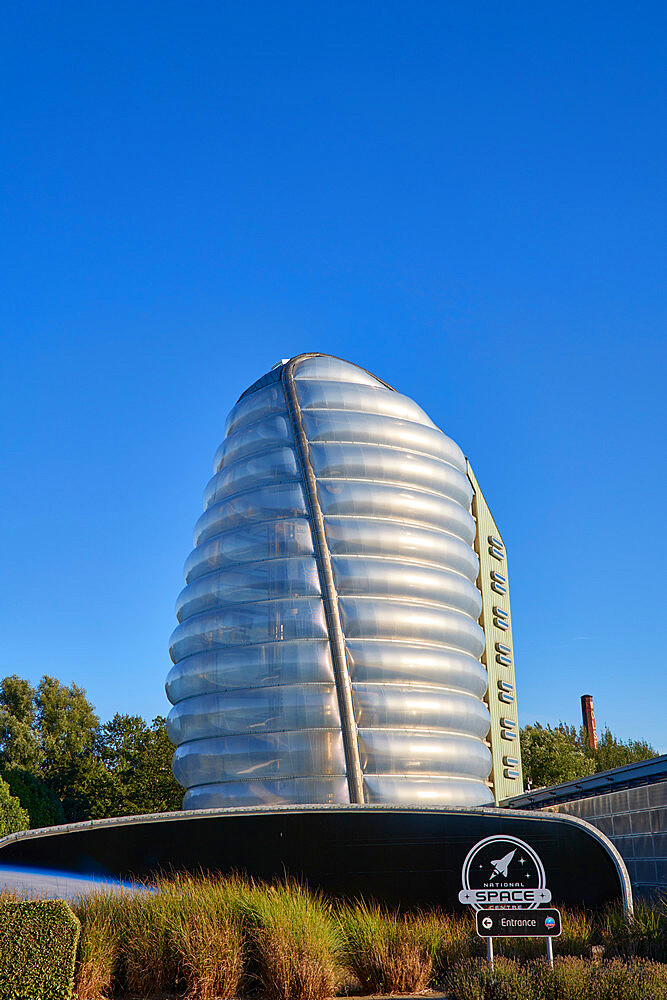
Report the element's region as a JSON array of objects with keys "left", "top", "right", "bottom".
[
  {"left": 458, "top": 835, "right": 551, "bottom": 910},
  {"left": 545, "top": 916, "right": 556, "bottom": 929}
]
